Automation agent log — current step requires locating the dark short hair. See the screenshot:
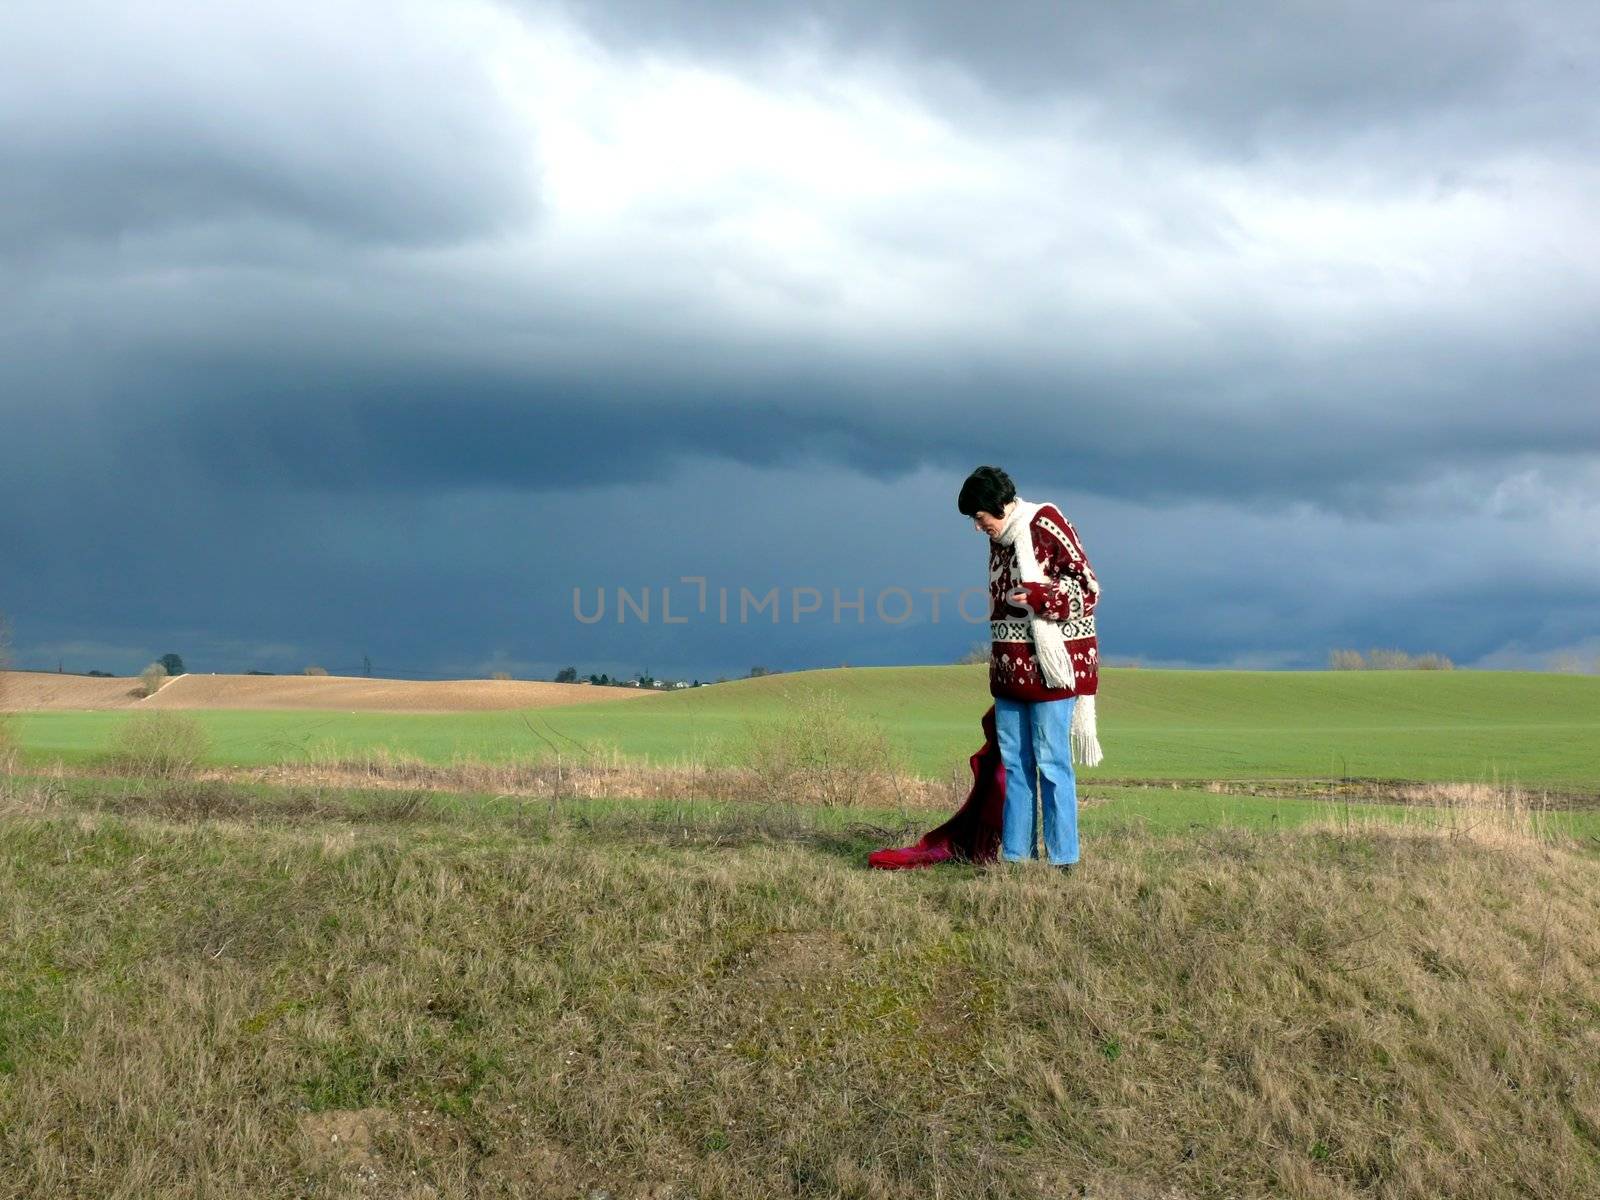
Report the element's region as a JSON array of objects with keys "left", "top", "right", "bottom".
[{"left": 957, "top": 465, "right": 1016, "bottom": 518}]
